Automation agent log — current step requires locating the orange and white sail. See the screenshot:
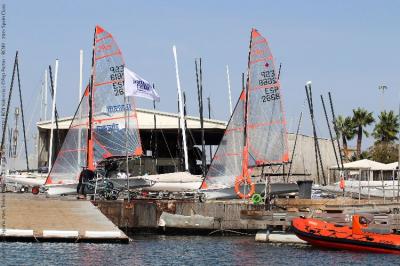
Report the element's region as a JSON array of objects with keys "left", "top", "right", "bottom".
[
  {"left": 46, "top": 25, "right": 142, "bottom": 185},
  {"left": 201, "top": 29, "right": 289, "bottom": 192}
]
